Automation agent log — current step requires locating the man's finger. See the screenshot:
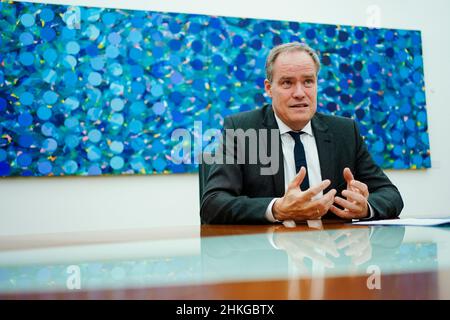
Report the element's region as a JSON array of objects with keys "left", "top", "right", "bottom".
[
  {"left": 343, "top": 167, "right": 354, "bottom": 184},
  {"left": 288, "top": 166, "right": 306, "bottom": 190},
  {"left": 330, "top": 204, "right": 354, "bottom": 219},
  {"left": 302, "top": 179, "right": 331, "bottom": 199},
  {"left": 350, "top": 180, "right": 369, "bottom": 197},
  {"left": 342, "top": 190, "right": 367, "bottom": 205},
  {"left": 334, "top": 196, "right": 361, "bottom": 212},
  {"left": 302, "top": 189, "right": 336, "bottom": 218}
]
